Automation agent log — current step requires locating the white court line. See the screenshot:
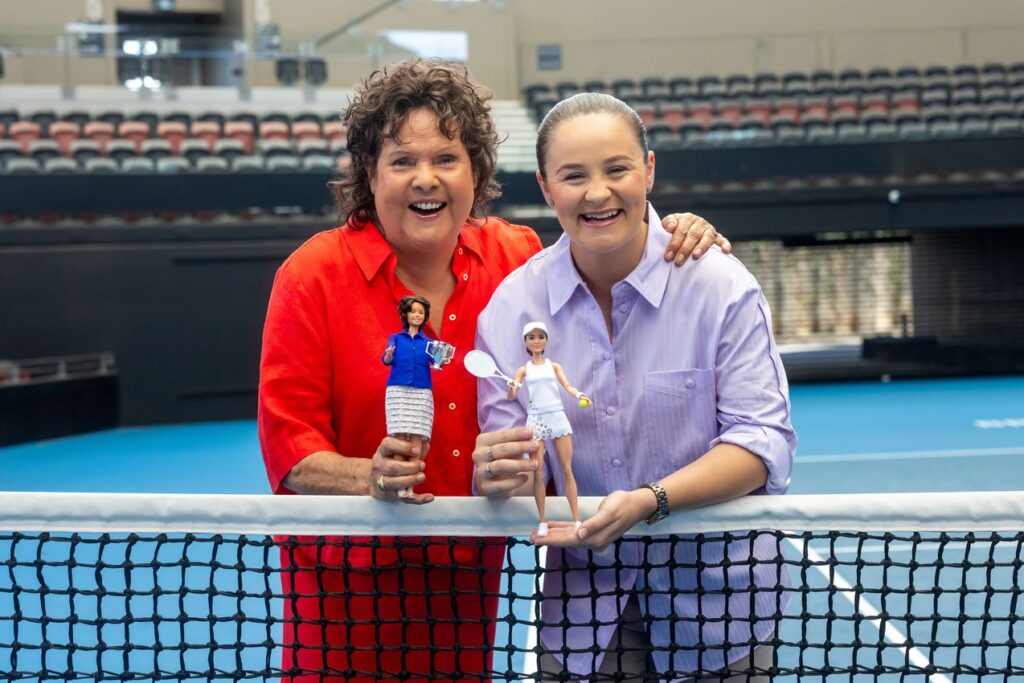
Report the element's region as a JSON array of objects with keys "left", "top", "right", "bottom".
[
  {"left": 798, "top": 446, "right": 1024, "bottom": 464},
  {"left": 787, "top": 537, "right": 952, "bottom": 683}
]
